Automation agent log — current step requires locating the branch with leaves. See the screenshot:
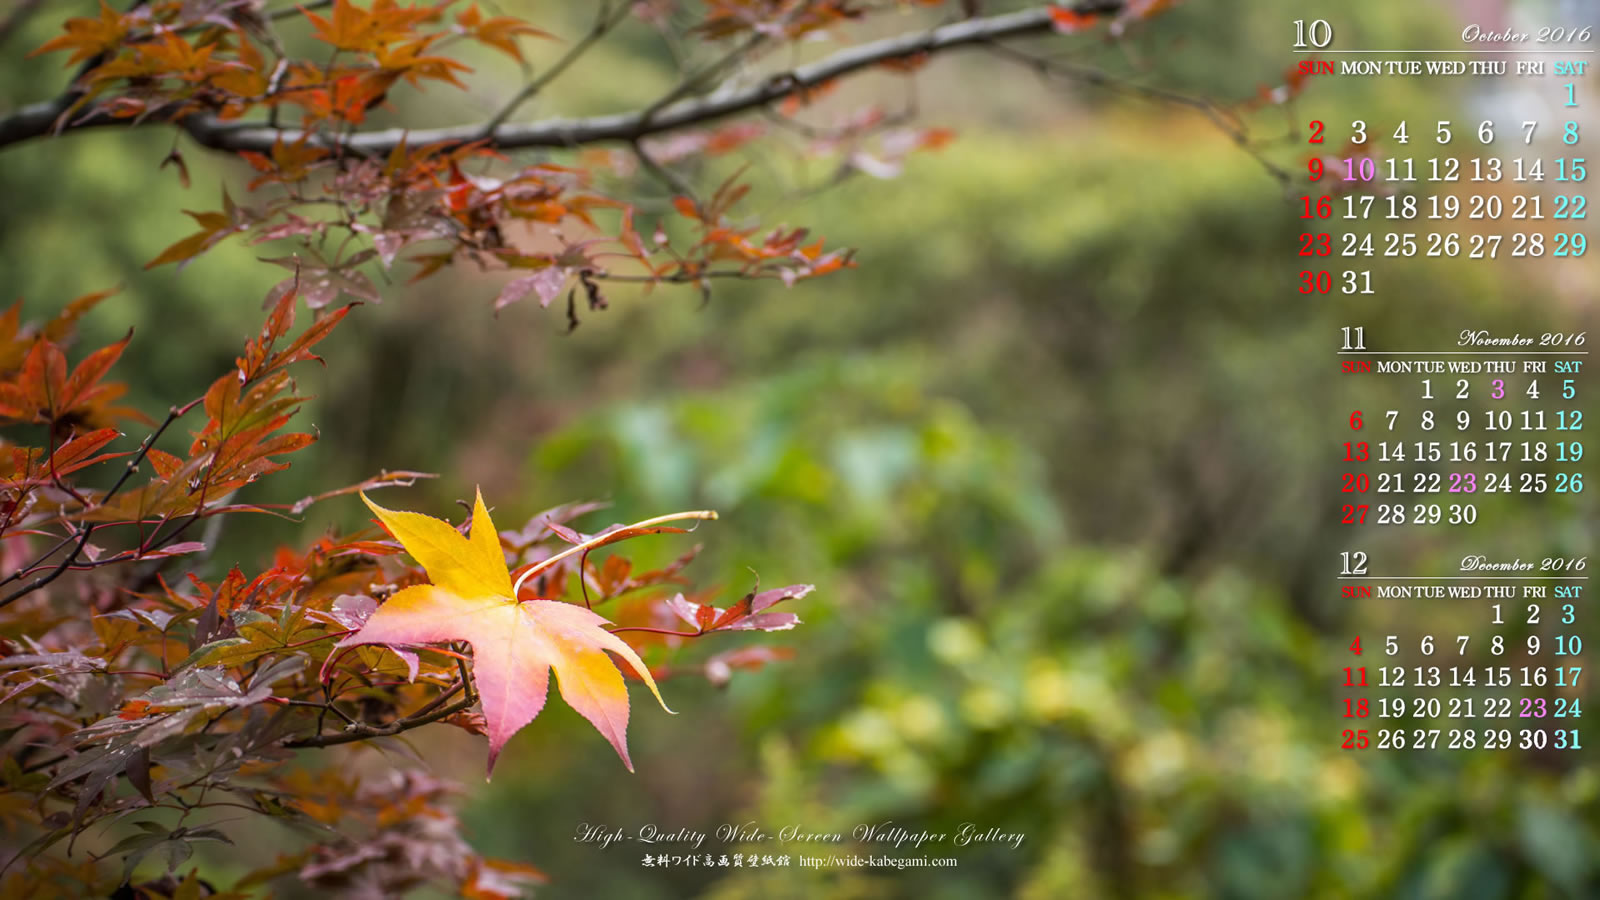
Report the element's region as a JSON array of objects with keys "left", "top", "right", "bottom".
[
  {"left": 0, "top": 4, "right": 1131, "bottom": 154},
  {"left": 0, "top": 291, "right": 812, "bottom": 890},
  {"left": 0, "top": 0, "right": 1277, "bottom": 315},
  {"left": 0, "top": 291, "right": 366, "bottom": 608},
  {"left": 0, "top": 285, "right": 811, "bottom": 896}
]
